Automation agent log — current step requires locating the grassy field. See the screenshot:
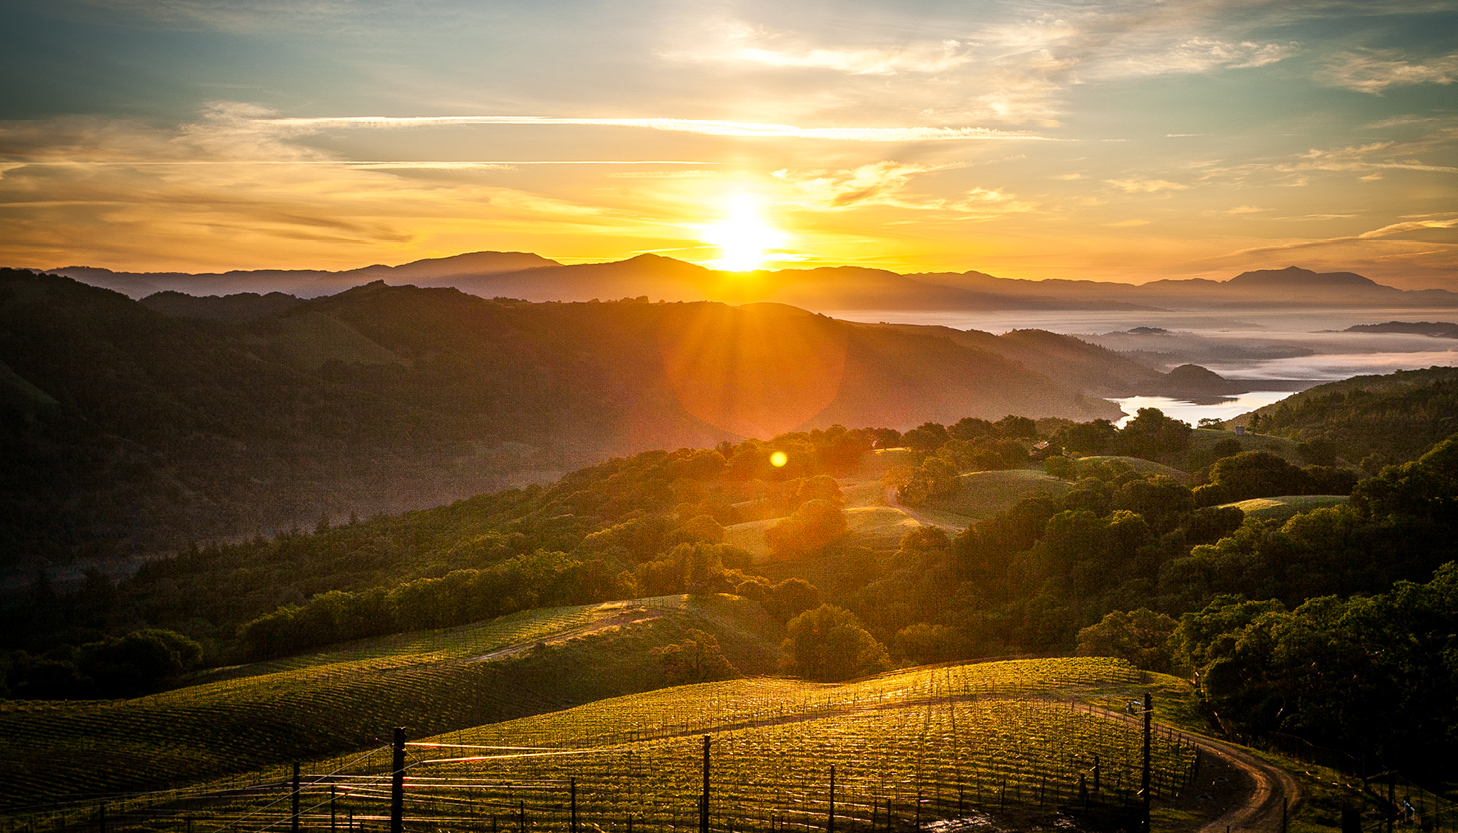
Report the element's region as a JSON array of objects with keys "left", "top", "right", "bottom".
[
  {"left": 0, "top": 595, "right": 784, "bottom": 811},
  {"left": 1186, "top": 428, "right": 1305, "bottom": 466},
  {"left": 1221, "top": 495, "right": 1351, "bottom": 522},
  {"left": 922, "top": 470, "right": 1074, "bottom": 520},
  {"left": 1073, "top": 456, "right": 1192, "bottom": 484}
]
